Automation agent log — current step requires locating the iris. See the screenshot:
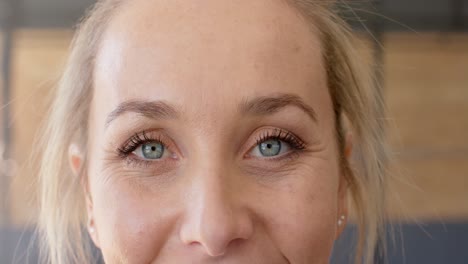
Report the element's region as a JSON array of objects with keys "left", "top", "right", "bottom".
[
  {"left": 142, "top": 142, "right": 164, "bottom": 159},
  {"left": 259, "top": 140, "right": 282, "bottom": 157}
]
